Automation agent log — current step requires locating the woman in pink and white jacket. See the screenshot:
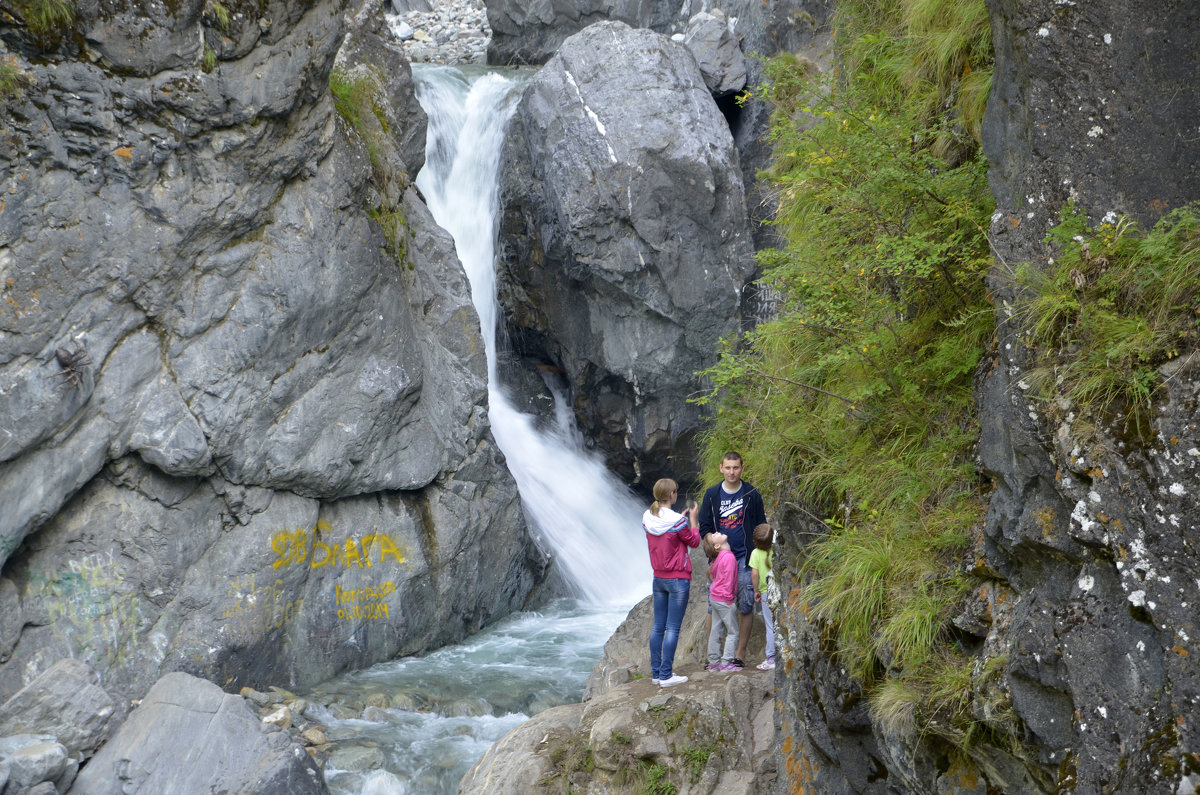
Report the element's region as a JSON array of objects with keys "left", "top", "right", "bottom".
[{"left": 642, "top": 478, "right": 700, "bottom": 687}]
